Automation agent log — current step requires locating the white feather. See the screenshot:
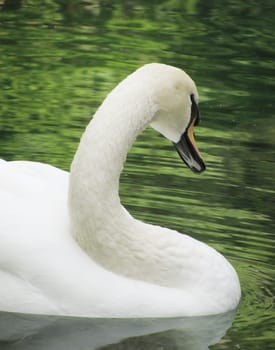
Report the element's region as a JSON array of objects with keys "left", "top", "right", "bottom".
[{"left": 0, "top": 64, "right": 240, "bottom": 317}]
